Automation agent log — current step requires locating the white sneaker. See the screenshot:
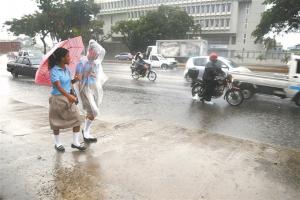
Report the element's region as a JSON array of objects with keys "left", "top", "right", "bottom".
[
  {"left": 192, "top": 95, "right": 200, "bottom": 101},
  {"left": 205, "top": 101, "right": 214, "bottom": 105}
]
